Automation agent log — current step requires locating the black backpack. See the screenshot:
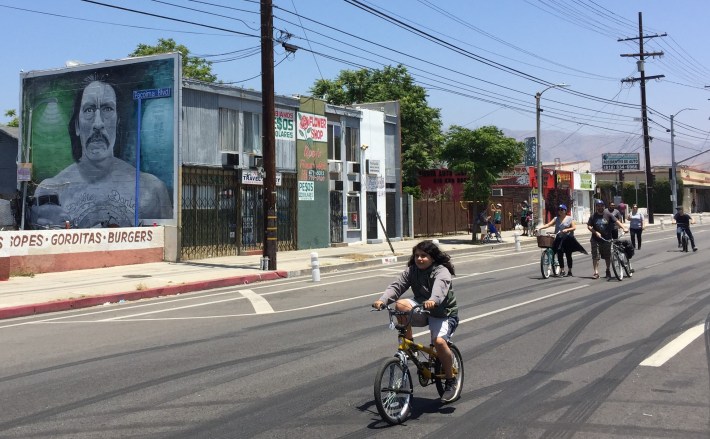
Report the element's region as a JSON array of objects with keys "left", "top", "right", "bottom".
[{"left": 620, "top": 240, "right": 635, "bottom": 259}]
